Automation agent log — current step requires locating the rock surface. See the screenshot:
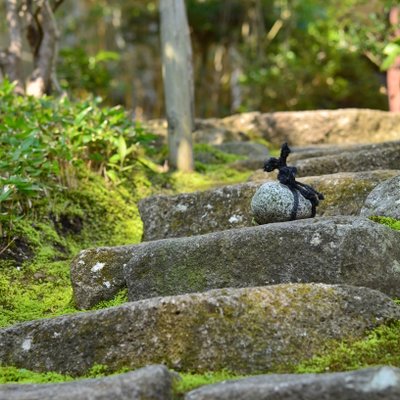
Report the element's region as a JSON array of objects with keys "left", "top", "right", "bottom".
[
  {"left": 185, "top": 366, "right": 400, "bottom": 400},
  {"left": 139, "top": 182, "right": 259, "bottom": 241},
  {"left": 0, "top": 365, "right": 174, "bottom": 400},
  {"left": 251, "top": 182, "right": 313, "bottom": 224},
  {"left": 293, "top": 141, "right": 400, "bottom": 177},
  {"left": 139, "top": 170, "right": 398, "bottom": 241},
  {"left": 70, "top": 245, "right": 138, "bottom": 310},
  {"left": 361, "top": 175, "right": 400, "bottom": 220},
  {"left": 0, "top": 284, "right": 398, "bottom": 376},
  {"left": 125, "top": 217, "right": 400, "bottom": 300},
  {"left": 145, "top": 110, "right": 400, "bottom": 146}
]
